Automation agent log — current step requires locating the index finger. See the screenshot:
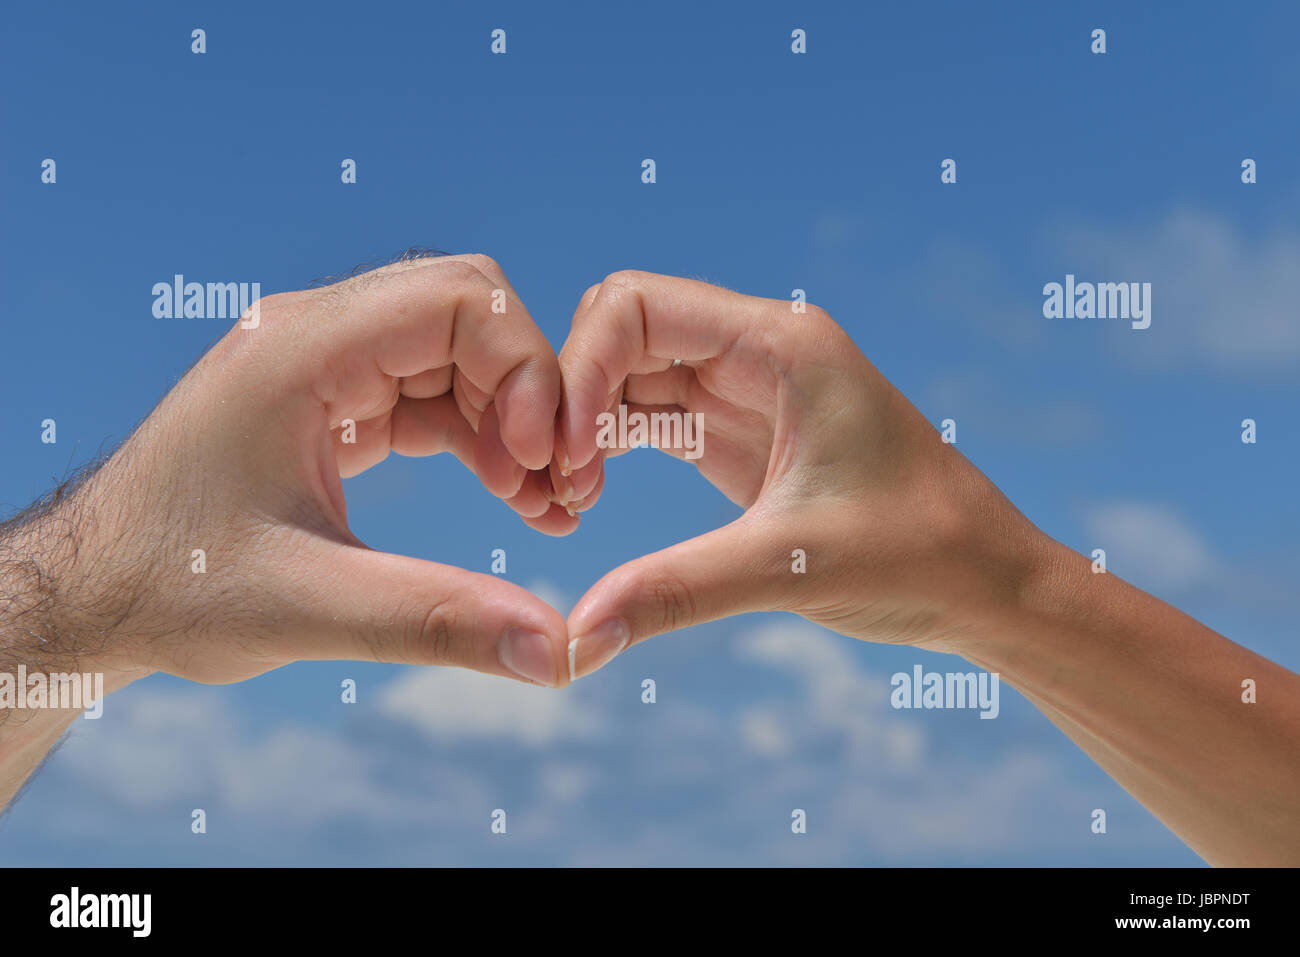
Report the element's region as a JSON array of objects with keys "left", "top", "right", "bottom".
[
  {"left": 557, "top": 270, "right": 781, "bottom": 470},
  {"left": 261, "top": 255, "right": 561, "bottom": 470}
]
